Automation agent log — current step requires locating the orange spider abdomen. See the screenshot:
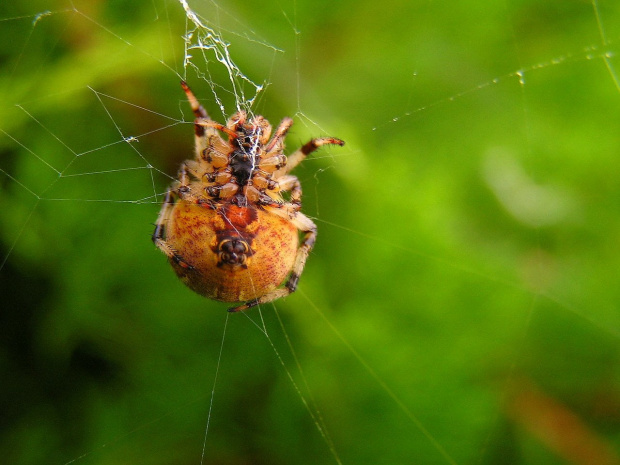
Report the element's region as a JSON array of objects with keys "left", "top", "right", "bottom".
[{"left": 165, "top": 200, "right": 299, "bottom": 303}]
